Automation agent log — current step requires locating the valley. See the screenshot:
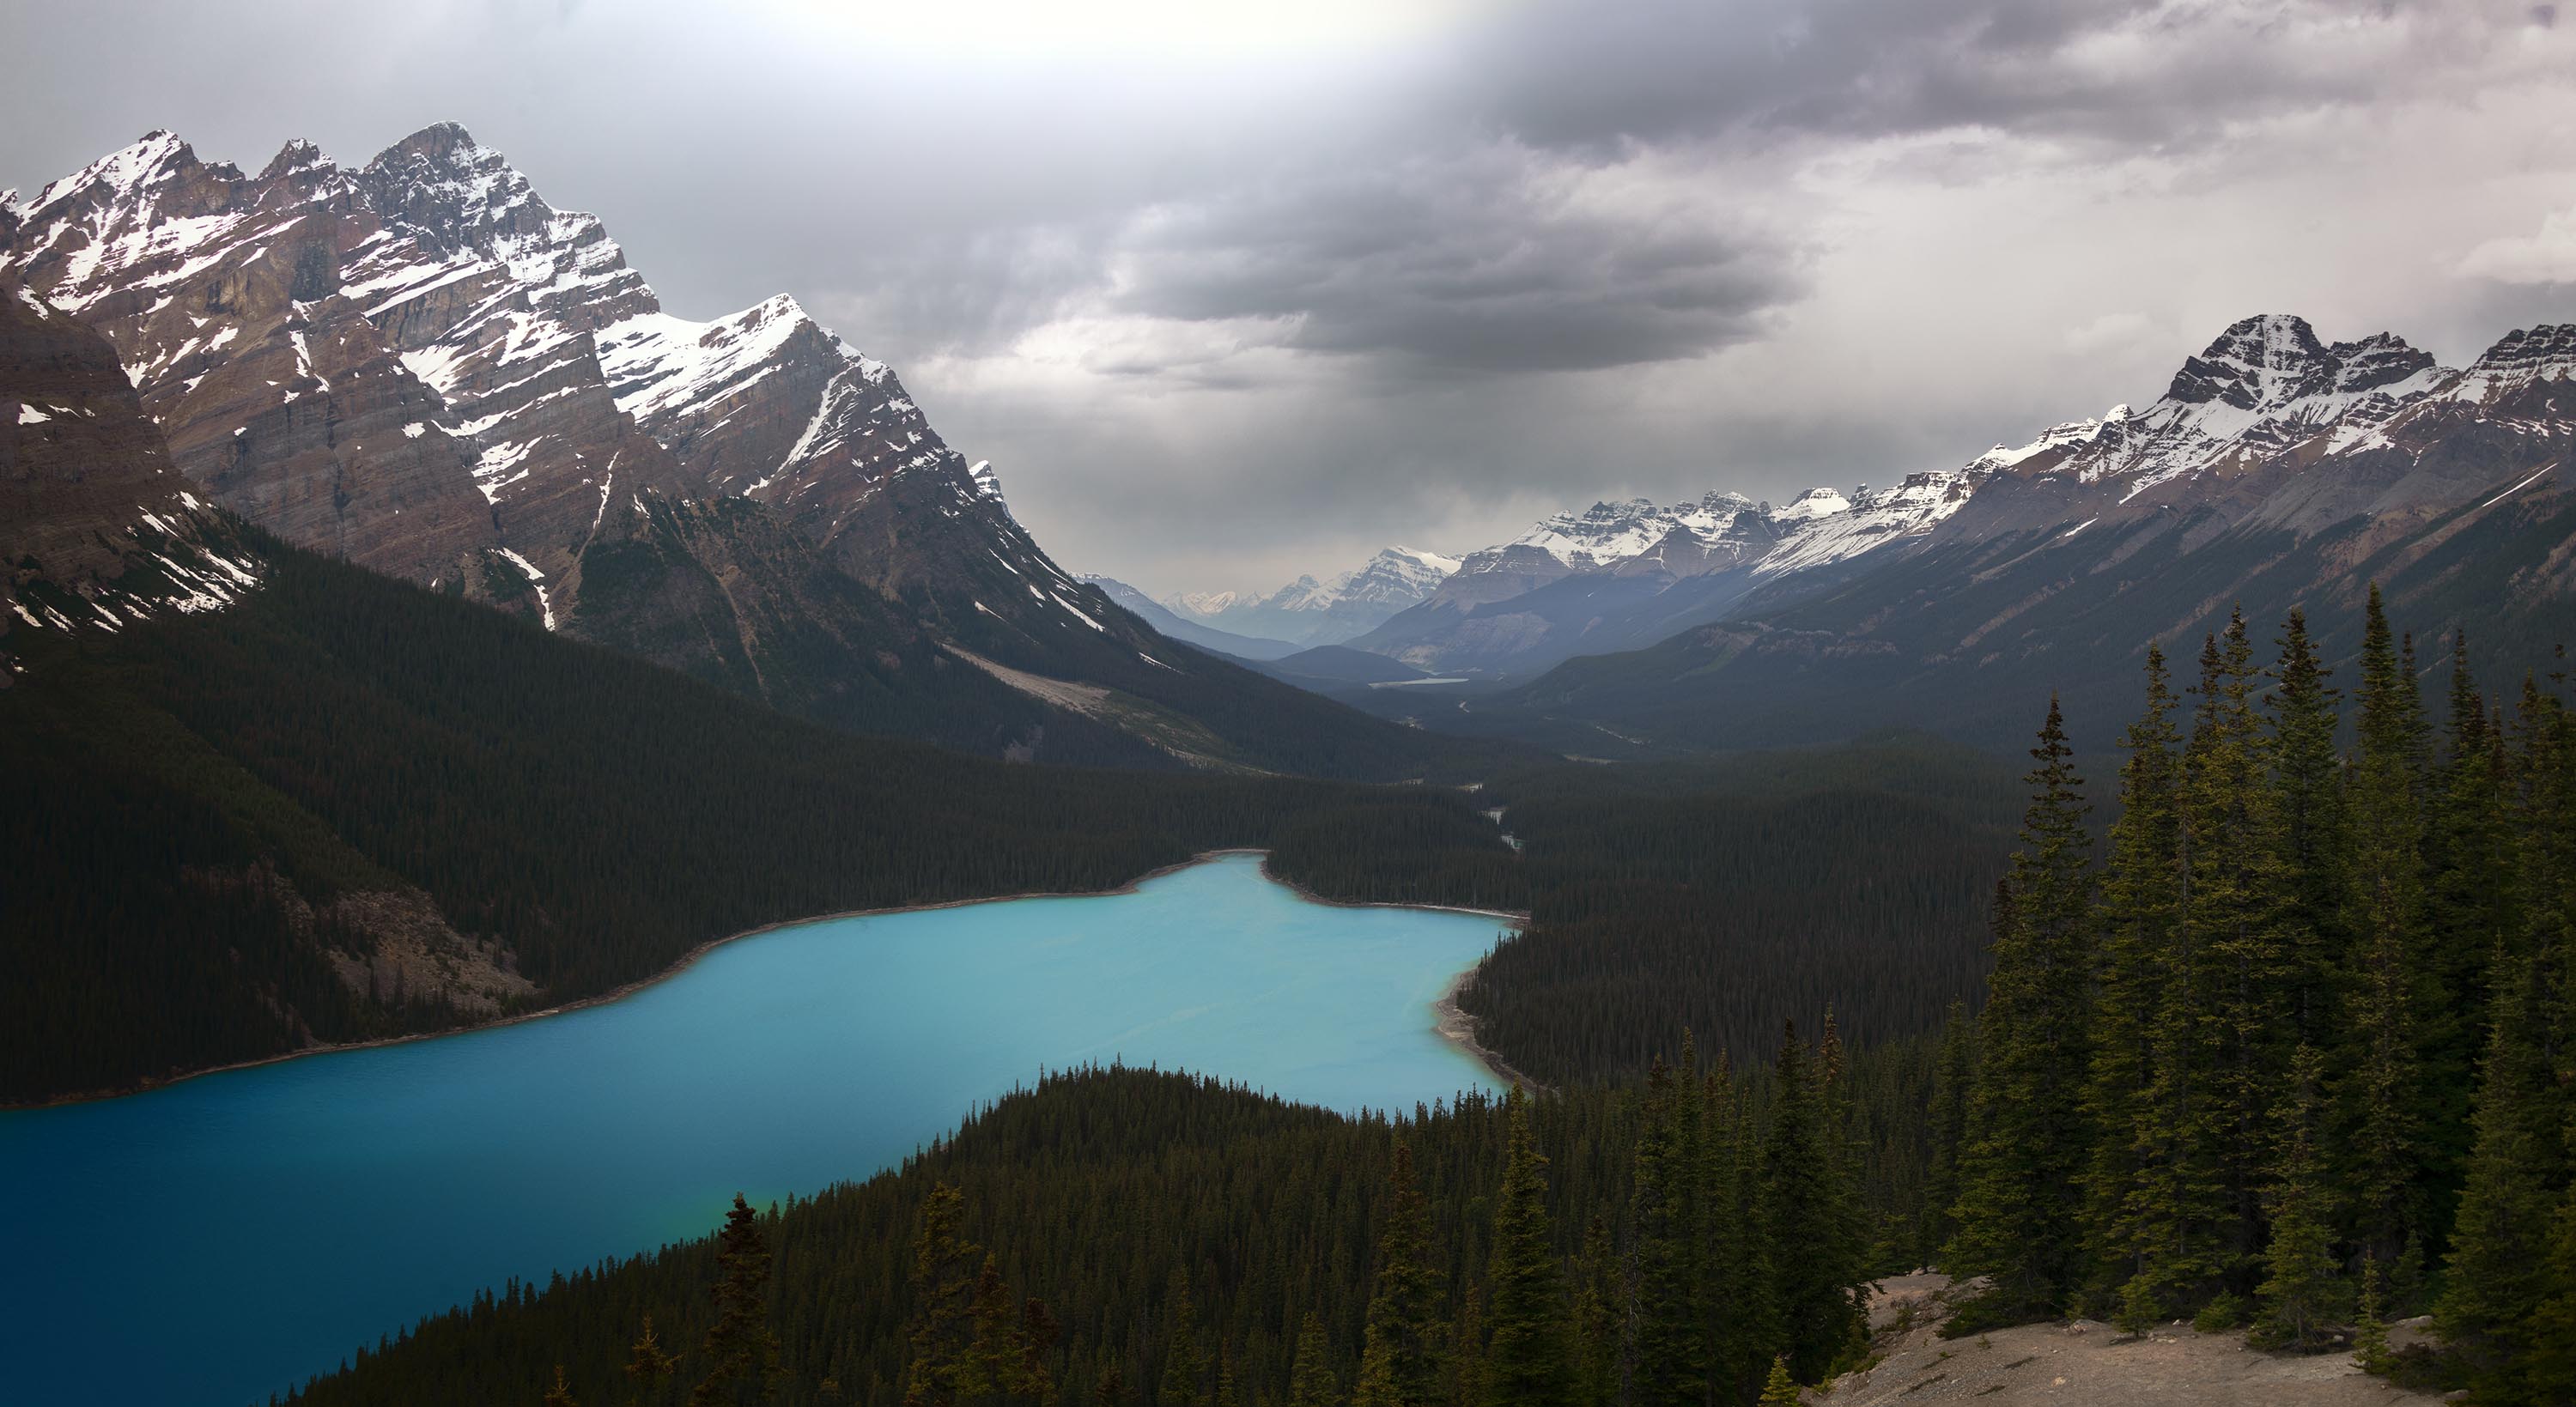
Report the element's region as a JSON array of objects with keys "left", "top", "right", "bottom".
[{"left": 4, "top": 35, "right": 2574, "bottom": 1407}]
